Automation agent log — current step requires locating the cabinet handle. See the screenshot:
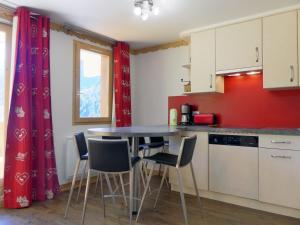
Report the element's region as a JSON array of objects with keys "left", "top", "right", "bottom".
[
  {"left": 255, "top": 47, "right": 259, "bottom": 63},
  {"left": 209, "top": 74, "right": 212, "bottom": 88},
  {"left": 290, "top": 65, "right": 295, "bottom": 82},
  {"left": 270, "top": 140, "right": 291, "bottom": 144},
  {"left": 271, "top": 155, "right": 292, "bottom": 159}
]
